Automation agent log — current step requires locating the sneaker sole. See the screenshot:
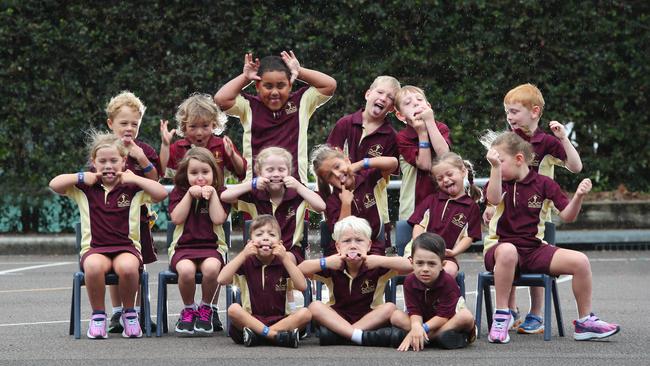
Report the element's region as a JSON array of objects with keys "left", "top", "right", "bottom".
[
  {"left": 573, "top": 326, "right": 620, "bottom": 341},
  {"left": 122, "top": 330, "right": 143, "bottom": 338},
  {"left": 487, "top": 334, "right": 510, "bottom": 344},
  {"left": 86, "top": 331, "right": 108, "bottom": 339},
  {"left": 518, "top": 326, "right": 544, "bottom": 334},
  {"left": 194, "top": 327, "right": 214, "bottom": 334},
  {"left": 509, "top": 319, "right": 523, "bottom": 331},
  {"left": 175, "top": 327, "right": 195, "bottom": 335}
]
